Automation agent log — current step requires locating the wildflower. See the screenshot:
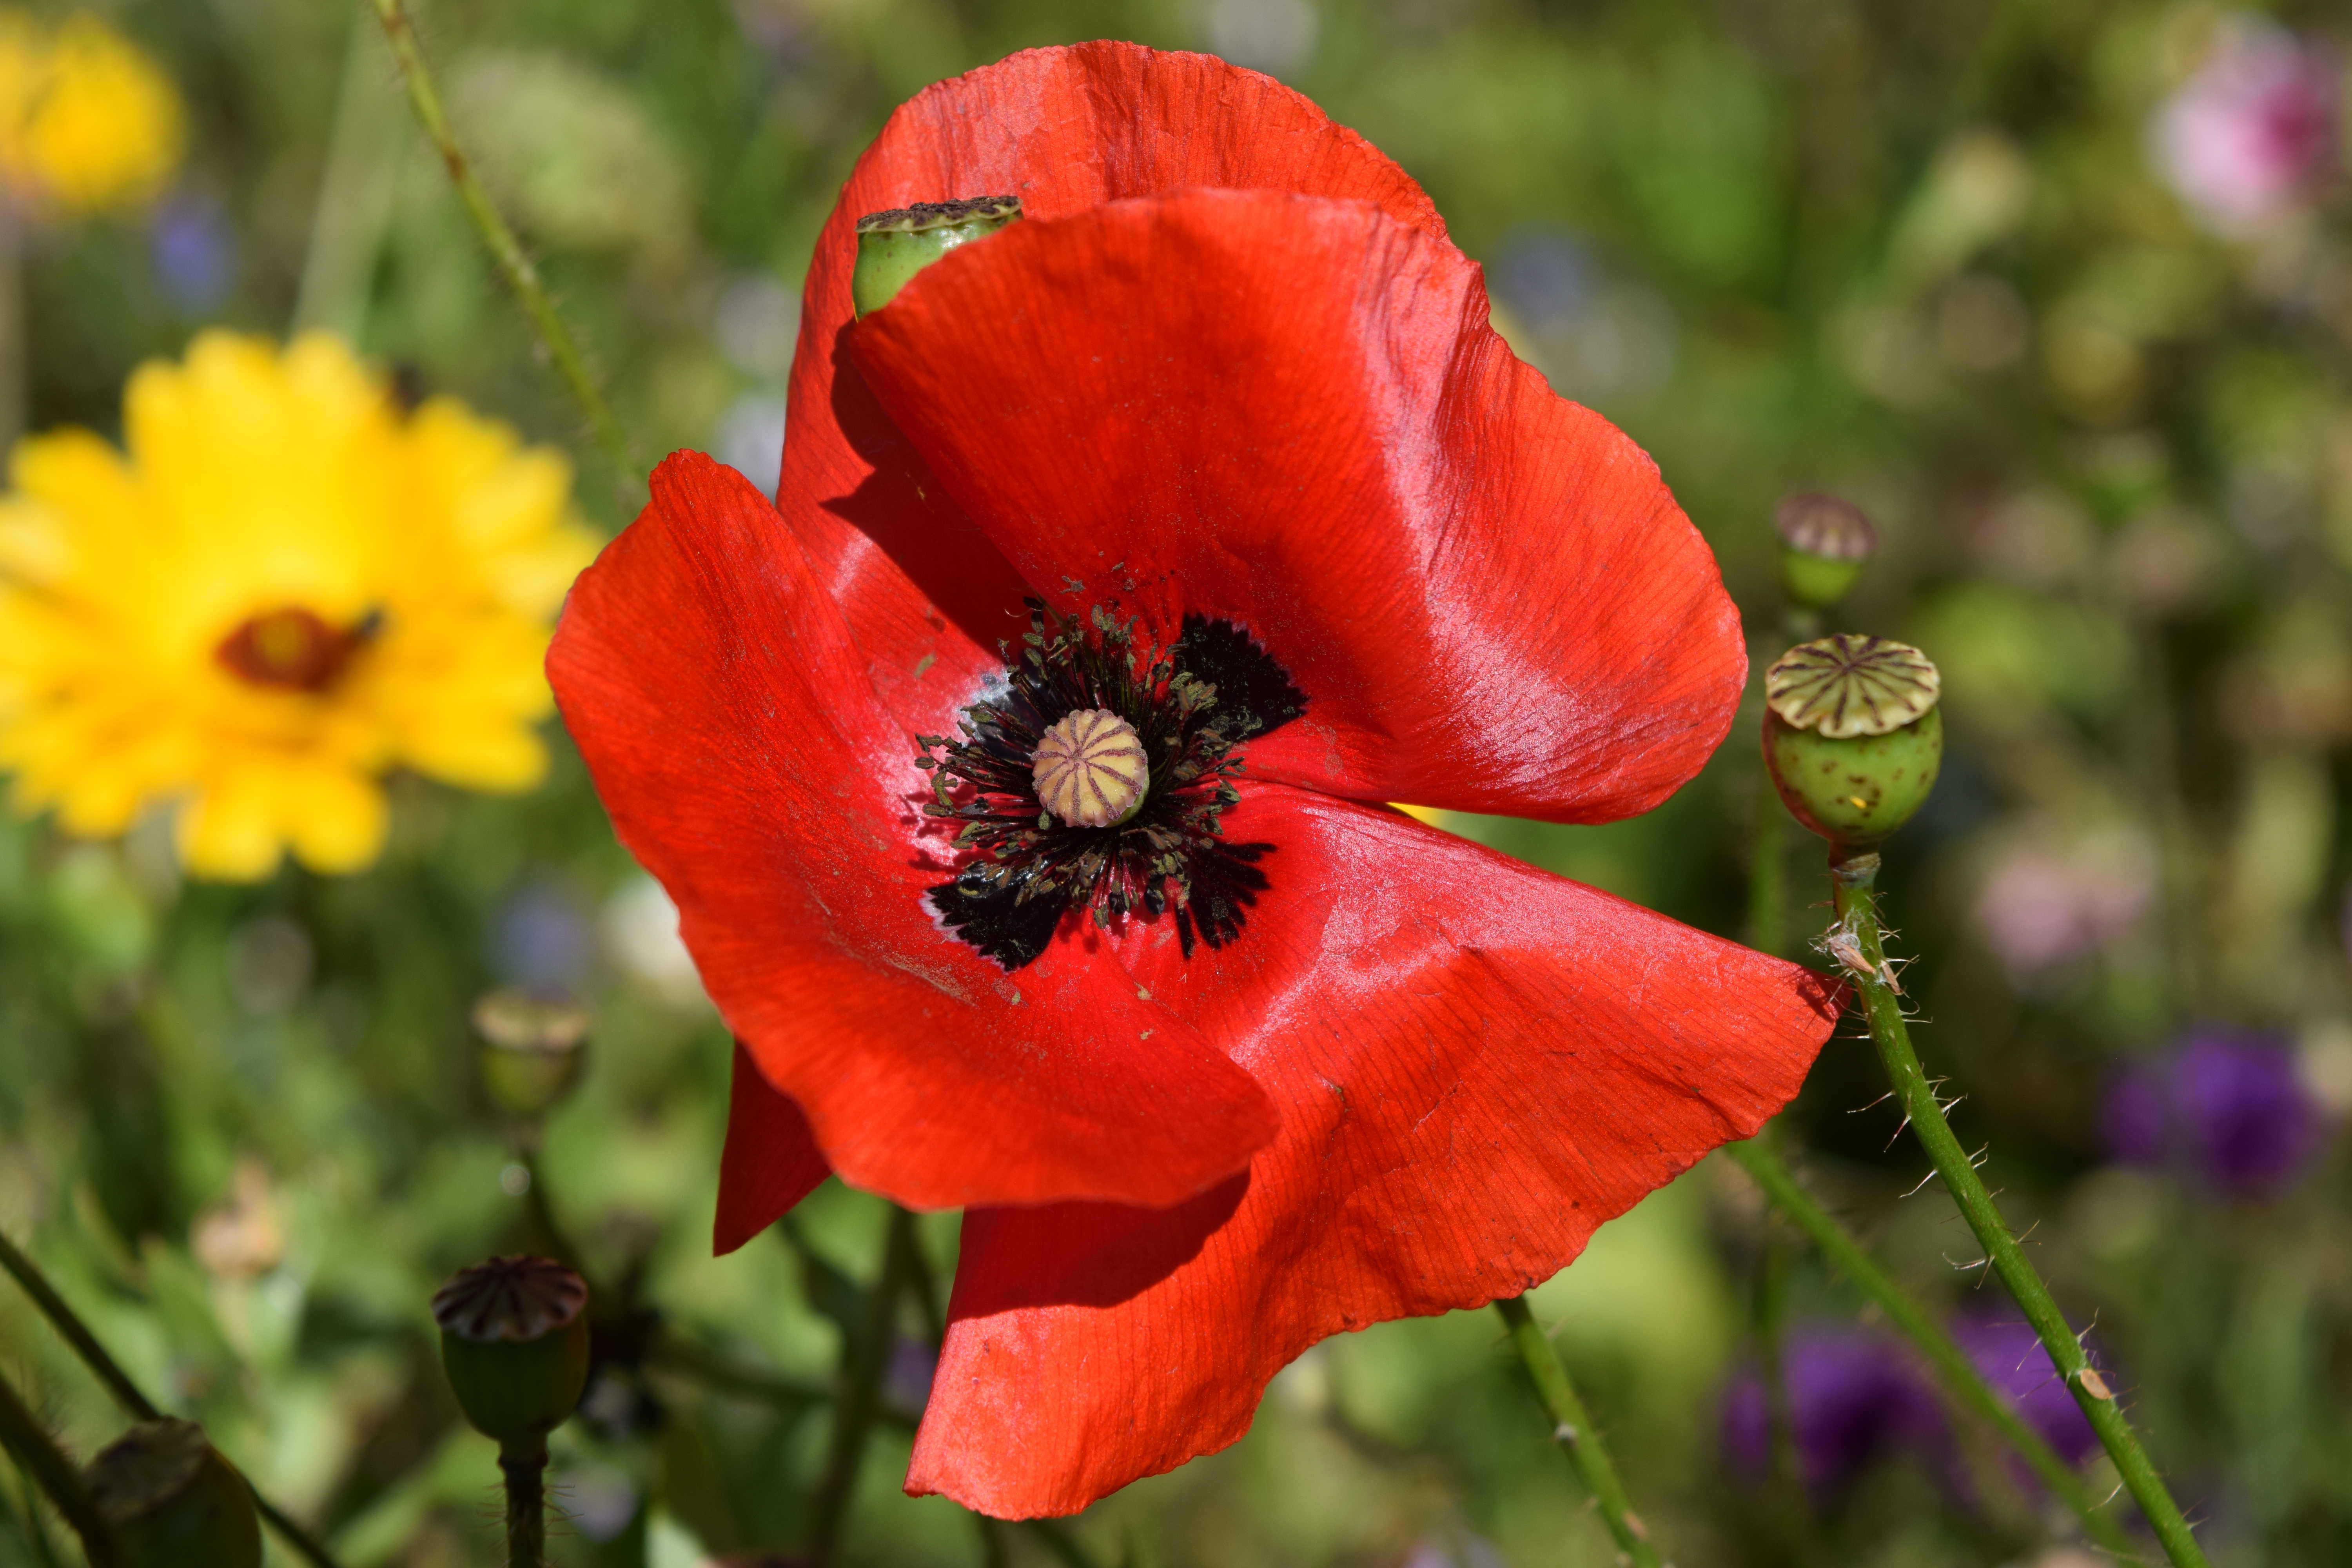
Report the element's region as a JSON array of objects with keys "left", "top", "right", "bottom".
[
  {"left": 2151, "top": 16, "right": 2338, "bottom": 234},
  {"left": 1973, "top": 833, "right": 2155, "bottom": 982},
  {"left": 1720, "top": 1326, "right": 1943, "bottom": 1500},
  {"left": 550, "top": 43, "right": 1840, "bottom": 1517},
  {"left": 2103, "top": 1025, "right": 2327, "bottom": 1198},
  {"left": 0, "top": 10, "right": 182, "bottom": 218},
  {"left": 0, "top": 332, "right": 596, "bottom": 878},
  {"left": 1947, "top": 1312, "right": 2099, "bottom": 1470}
]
